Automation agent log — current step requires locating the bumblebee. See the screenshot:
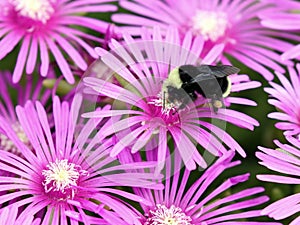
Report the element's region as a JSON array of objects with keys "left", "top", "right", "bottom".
[{"left": 162, "top": 64, "right": 240, "bottom": 112}]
